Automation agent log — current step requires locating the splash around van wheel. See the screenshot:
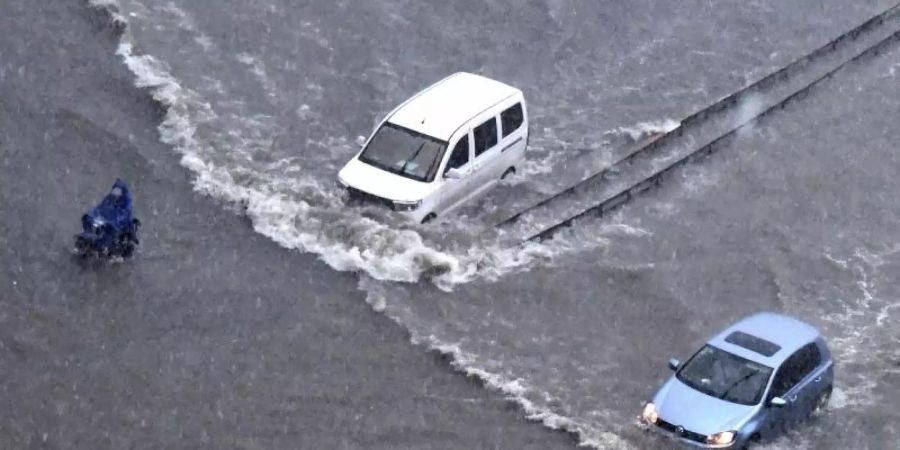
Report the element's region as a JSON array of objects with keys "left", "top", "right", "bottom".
[{"left": 338, "top": 72, "right": 529, "bottom": 224}]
